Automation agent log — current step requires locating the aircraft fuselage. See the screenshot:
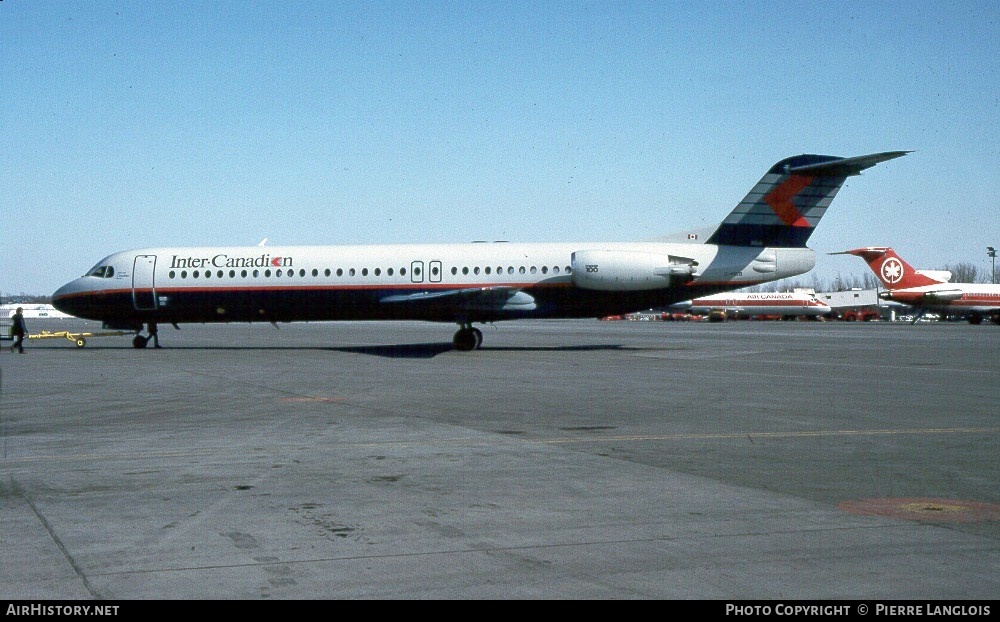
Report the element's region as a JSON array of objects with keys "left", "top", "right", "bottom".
[{"left": 52, "top": 241, "right": 815, "bottom": 327}]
